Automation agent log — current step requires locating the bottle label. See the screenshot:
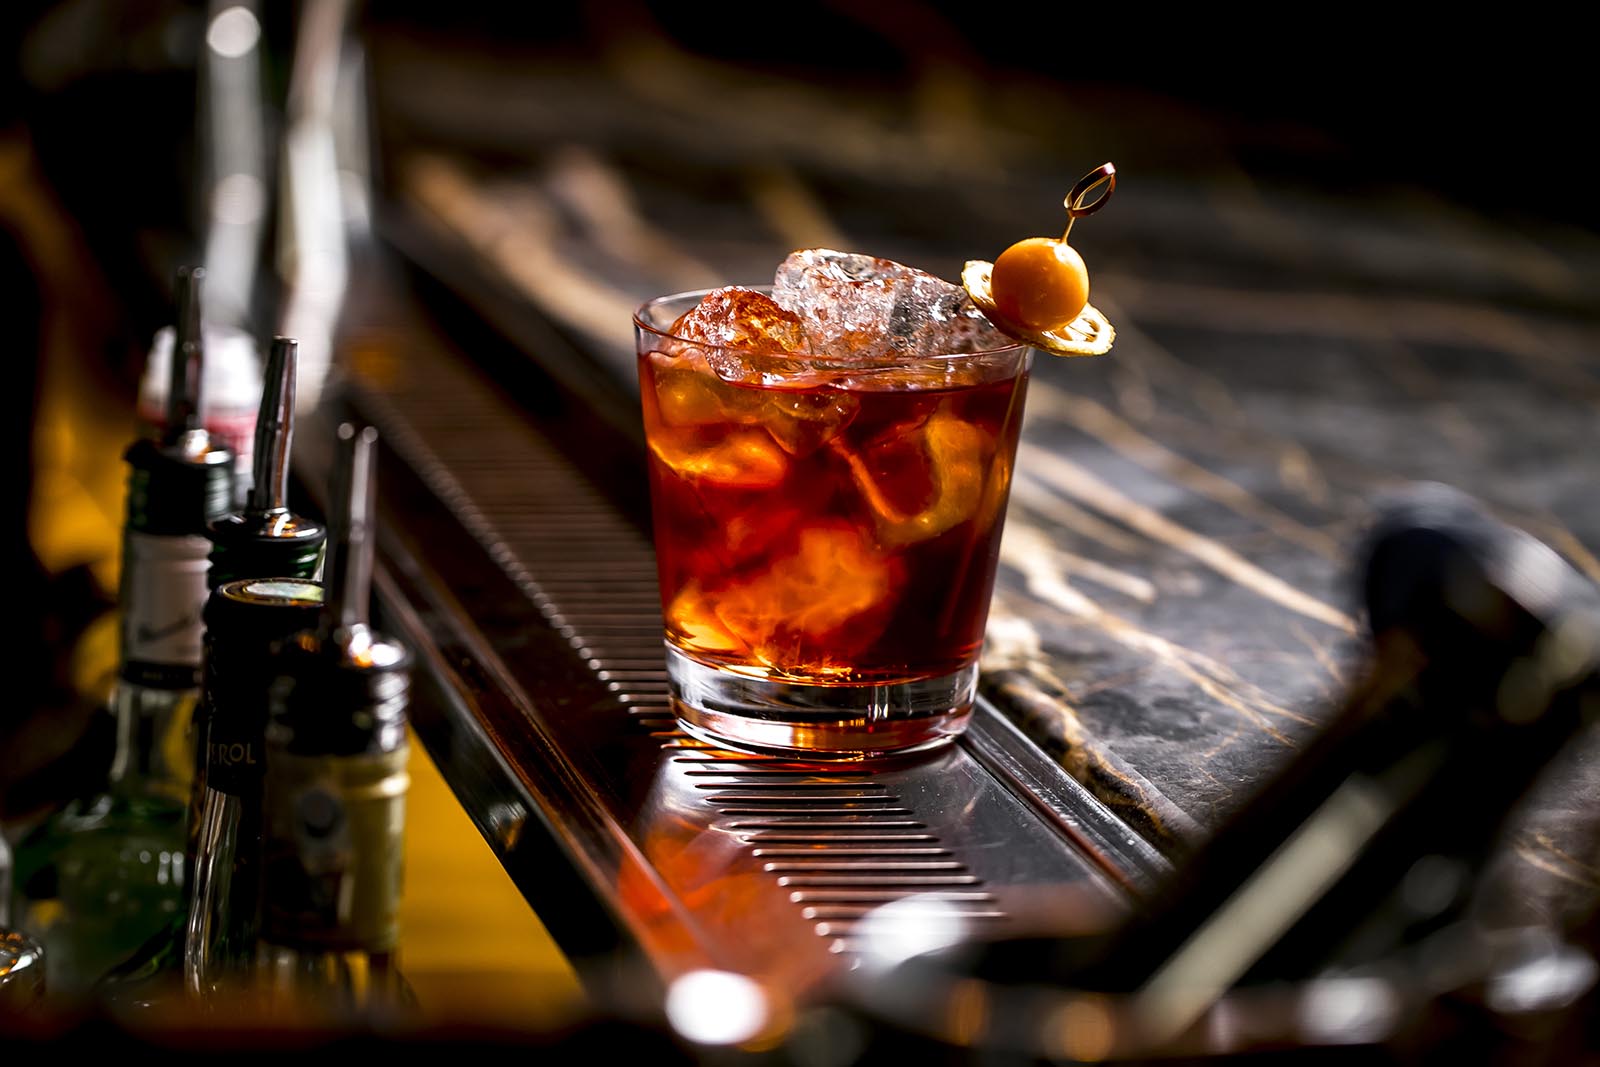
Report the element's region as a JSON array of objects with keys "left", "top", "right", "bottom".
[
  {"left": 260, "top": 748, "right": 409, "bottom": 953},
  {"left": 202, "top": 663, "right": 267, "bottom": 799},
  {"left": 120, "top": 531, "right": 212, "bottom": 687},
  {"left": 205, "top": 731, "right": 263, "bottom": 796}
]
